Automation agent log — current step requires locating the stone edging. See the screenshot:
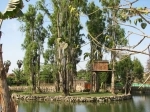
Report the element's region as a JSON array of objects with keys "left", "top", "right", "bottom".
[{"left": 12, "top": 94, "right": 132, "bottom": 103}]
